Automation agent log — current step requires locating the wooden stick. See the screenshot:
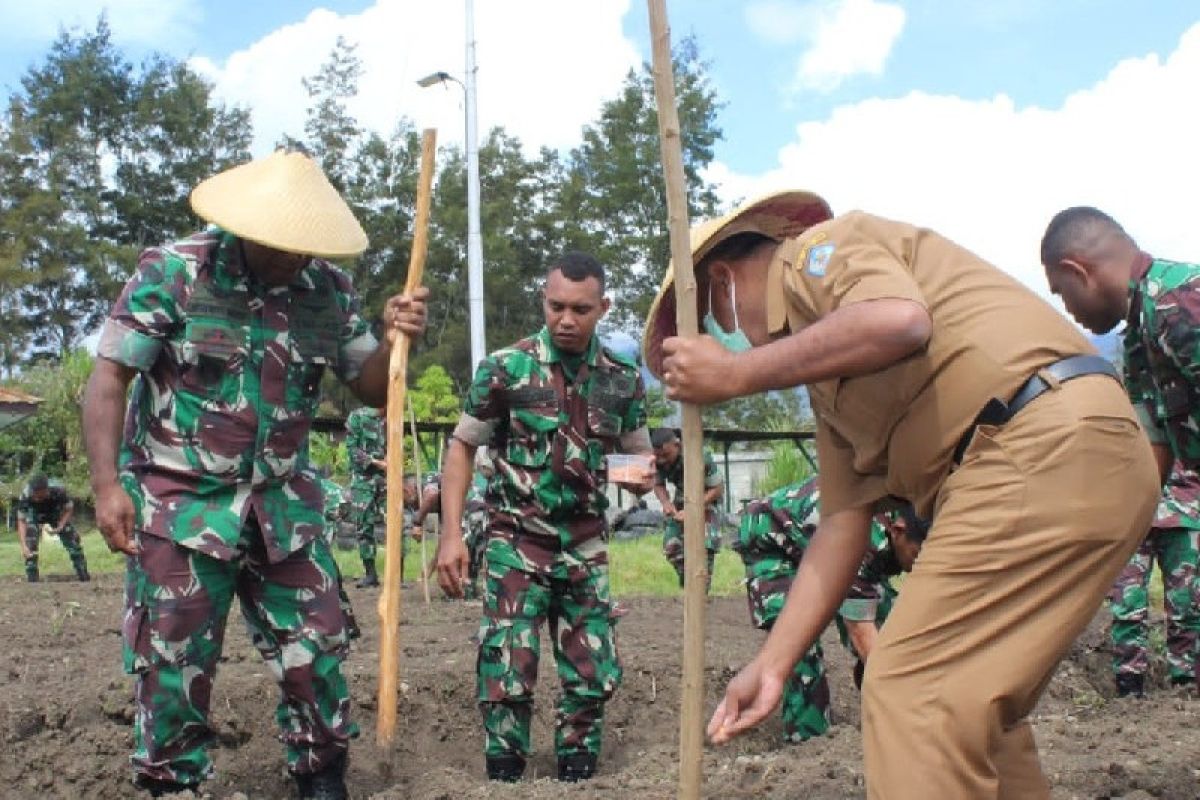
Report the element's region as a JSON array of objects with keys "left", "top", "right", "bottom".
[
  {"left": 377, "top": 127, "right": 437, "bottom": 746},
  {"left": 408, "top": 395, "right": 432, "bottom": 606},
  {"left": 646, "top": 2, "right": 705, "bottom": 798}
]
